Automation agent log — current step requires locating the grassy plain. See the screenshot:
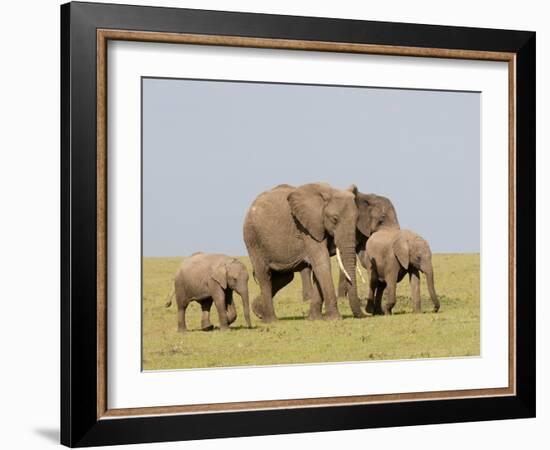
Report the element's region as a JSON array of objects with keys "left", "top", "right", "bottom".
[{"left": 142, "top": 254, "right": 479, "bottom": 370}]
